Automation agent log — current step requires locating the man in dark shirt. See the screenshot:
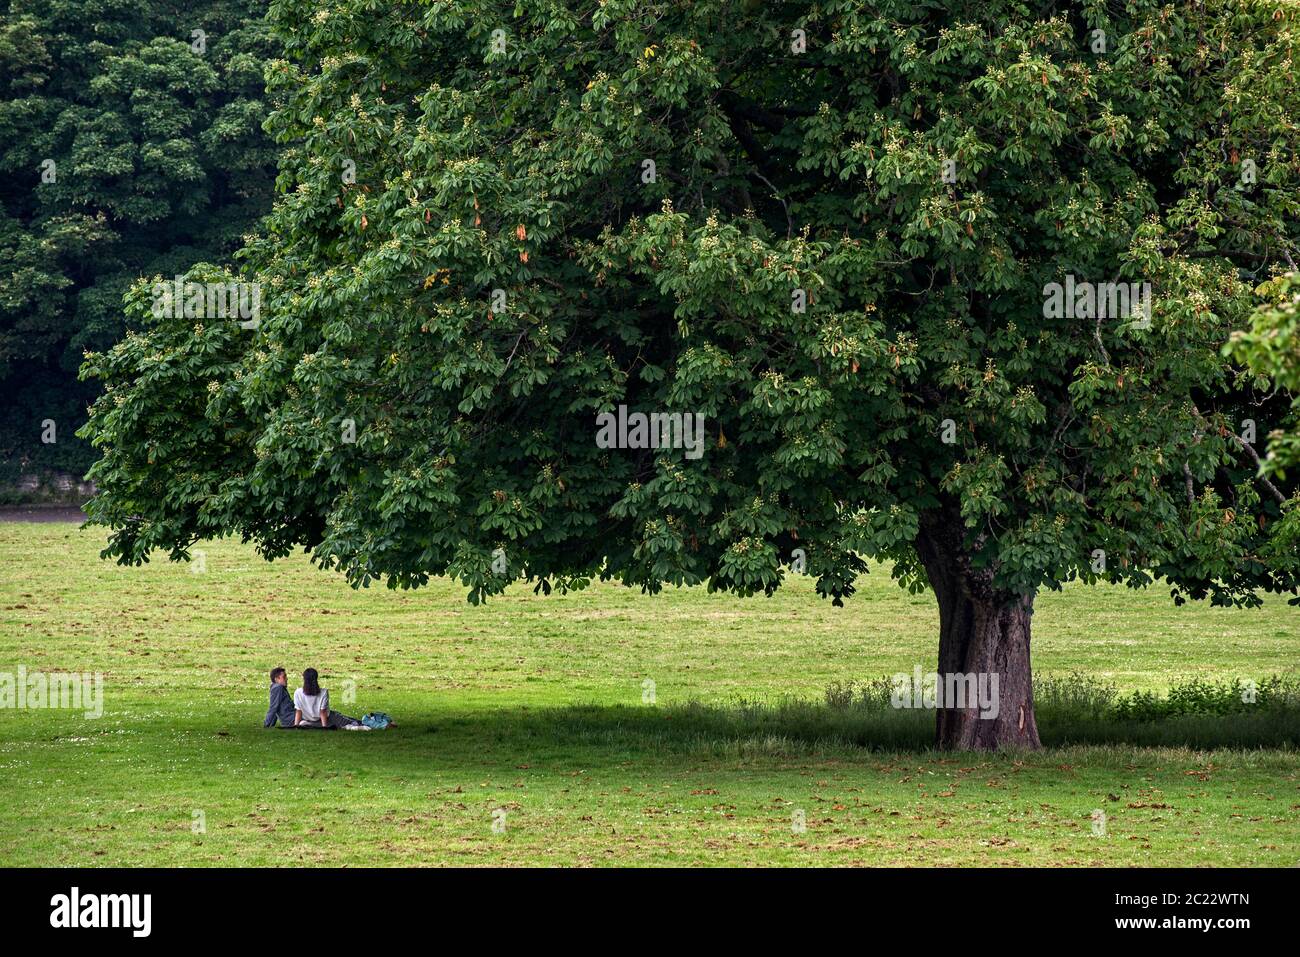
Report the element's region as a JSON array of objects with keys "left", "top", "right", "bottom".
[{"left": 263, "top": 667, "right": 297, "bottom": 728}]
